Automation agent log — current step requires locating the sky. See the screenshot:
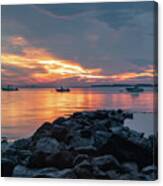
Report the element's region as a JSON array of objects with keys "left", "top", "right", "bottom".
[{"left": 1, "top": 2, "right": 157, "bottom": 87}]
